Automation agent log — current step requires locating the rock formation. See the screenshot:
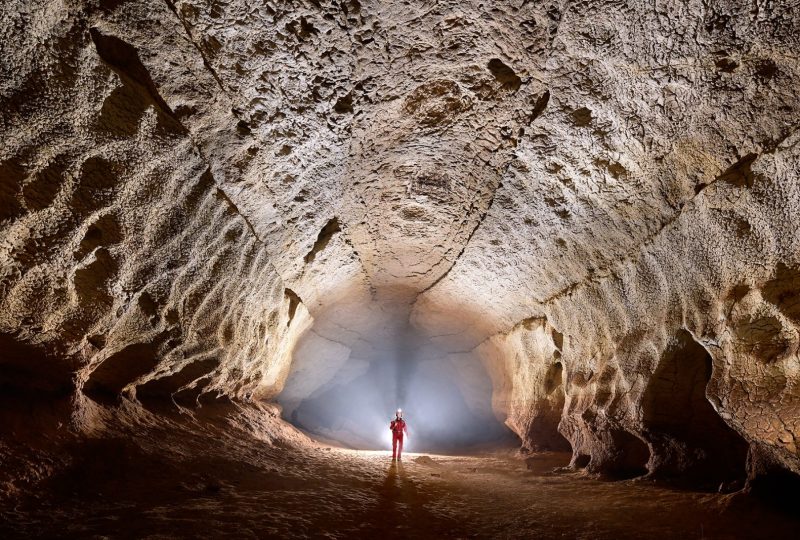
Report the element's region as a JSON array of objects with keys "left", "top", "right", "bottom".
[{"left": 2, "top": 0, "right": 800, "bottom": 506}]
